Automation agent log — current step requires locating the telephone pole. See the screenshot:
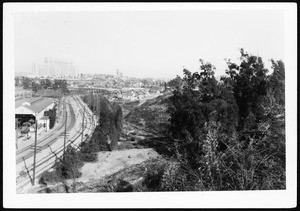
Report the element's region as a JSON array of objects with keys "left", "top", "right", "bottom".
[
  {"left": 63, "top": 110, "right": 67, "bottom": 161},
  {"left": 93, "top": 95, "right": 97, "bottom": 128},
  {"left": 15, "top": 118, "right": 19, "bottom": 149},
  {"left": 93, "top": 94, "right": 96, "bottom": 113},
  {"left": 32, "top": 116, "right": 38, "bottom": 186},
  {"left": 57, "top": 96, "right": 61, "bottom": 123},
  {"left": 97, "top": 94, "right": 100, "bottom": 126},
  {"left": 81, "top": 106, "right": 85, "bottom": 144}
]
